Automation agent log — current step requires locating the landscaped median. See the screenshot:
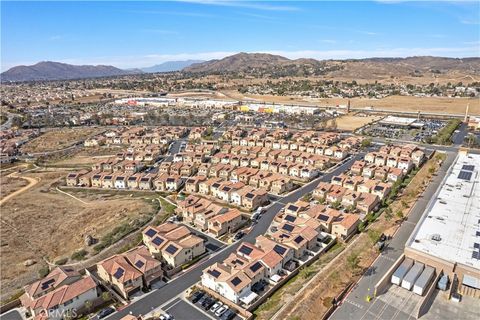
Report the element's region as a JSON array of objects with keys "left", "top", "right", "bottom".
[{"left": 254, "top": 152, "right": 446, "bottom": 320}]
